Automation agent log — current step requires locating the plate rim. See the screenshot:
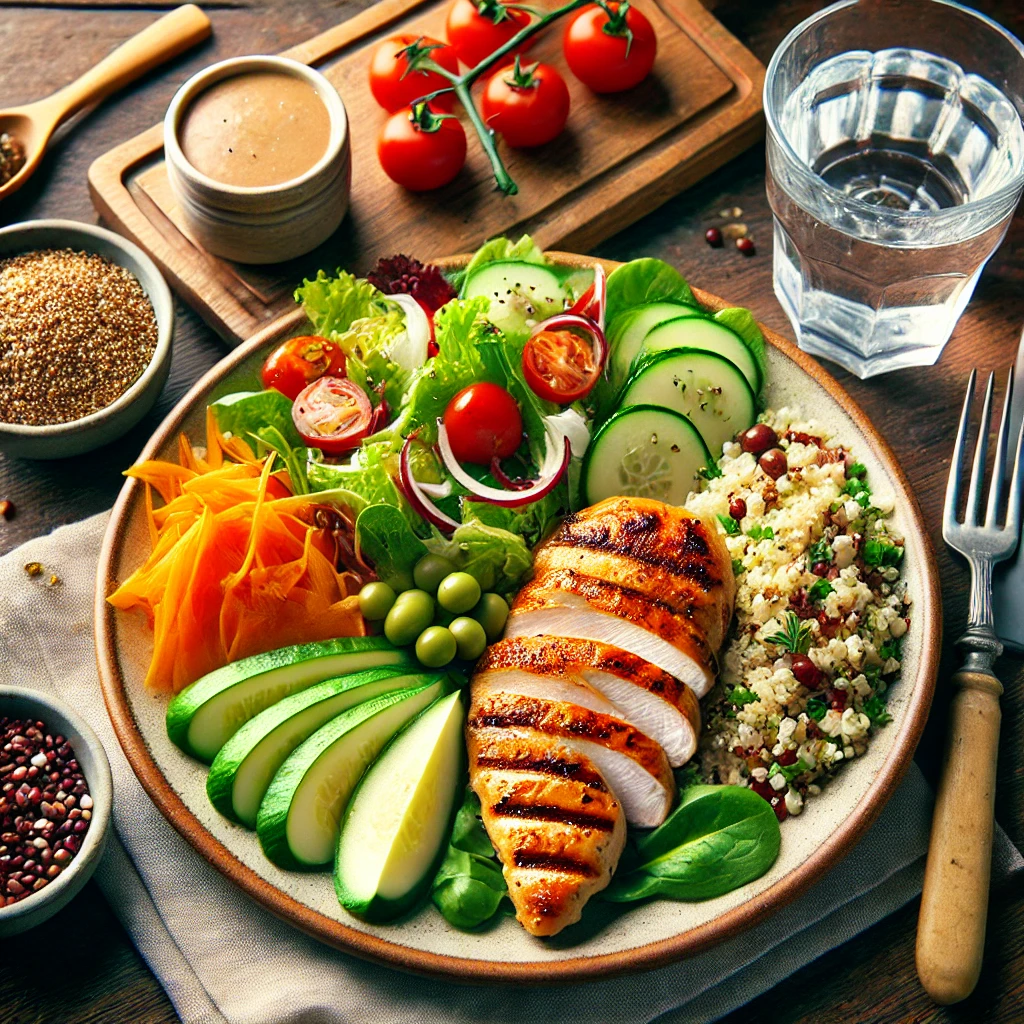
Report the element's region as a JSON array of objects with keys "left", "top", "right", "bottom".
[{"left": 94, "top": 251, "right": 941, "bottom": 984}]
